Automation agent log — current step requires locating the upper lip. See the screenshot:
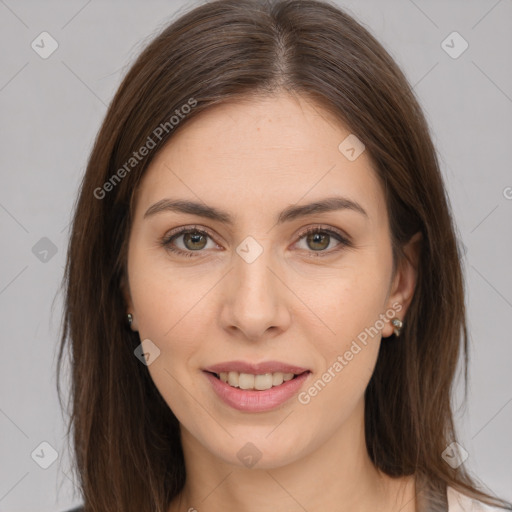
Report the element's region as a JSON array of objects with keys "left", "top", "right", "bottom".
[{"left": 203, "top": 360, "right": 310, "bottom": 375}]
